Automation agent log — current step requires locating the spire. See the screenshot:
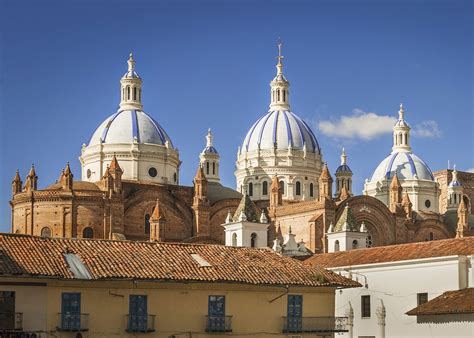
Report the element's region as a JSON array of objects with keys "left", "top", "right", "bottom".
[
  {"left": 449, "top": 165, "right": 461, "bottom": 187},
  {"left": 269, "top": 39, "right": 290, "bottom": 110},
  {"left": 334, "top": 205, "right": 359, "bottom": 232},
  {"left": 60, "top": 162, "right": 74, "bottom": 190},
  {"left": 206, "top": 128, "right": 213, "bottom": 147},
  {"left": 127, "top": 52, "right": 136, "bottom": 72},
  {"left": 12, "top": 169, "right": 22, "bottom": 195},
  {"left": 233, "top": 193, "right": 260, "bottom": 222},
  {"left": 392, "top": 103, "right": 411, "bottom": 153},
  {"left": 151, "top": 199, "right": 164, "bottom": 221},
  {"left": 276, "top": 39, "right": 284, "bottom": 76},
  {"left": 120, "top": 52, "right": 143, "bottom": 110},
  {"left": 24, "top": 164, "right": 38, "bottom": 192},
  {"left": 109, "top": 154, "right": 123, "bottom": 173},
  {"left": 341, "top": 147, "right": 347, "bottom": 165},
  {"left": 390, "top": 173, "right": 401, "bottom": 189},
  {"left": 398, "top": 103, "right": 405, "bottom": 120}
]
